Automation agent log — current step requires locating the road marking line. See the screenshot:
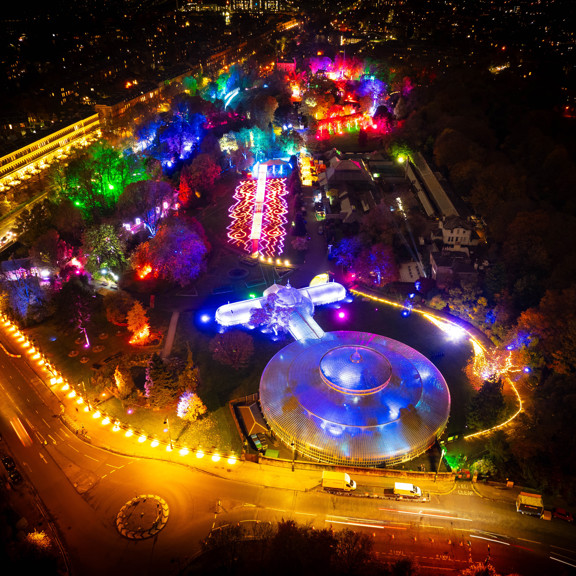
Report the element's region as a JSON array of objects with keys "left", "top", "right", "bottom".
[
  {"left": 377, "top": 507, "right": 473, "bottom": 521},
  {"left": 470, "top": 535, "right": 509, "bottom": 545},
  {"left": 84, "top": 454, "right": 99, "bottom": 462},
  {"left": 550, "top": 556, "right": 576, "bottom": 568},
  {"left": 39, "top": 453, "right": 47, "bottom": 464},
  {"left": 327, "top": 519, "right": 406, "bottom": 530},
  {"left": 551, "top": 545, "right": 576, "bottom": 553},
  {"left": 518, "top": 537, "right": 540, "bottom": 544}
]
